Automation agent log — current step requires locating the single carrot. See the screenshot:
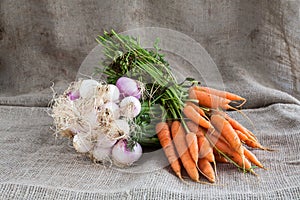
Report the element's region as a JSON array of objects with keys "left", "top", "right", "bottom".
[
  {"left": 156, "top": 122, "right": 183, "bottom": 180},
  {"left": 198, "top": 158, "right": 216, "bottom": 183},
  {"left": 156, "top": 121, "right": 169, "bottom": 133},
  {"left": 185, "top": 102, "right": 208, "bottom": 119},
  {"left": 197, "top": 135, "right": 214, "bottom": 163},
  {"left": 210, "top": 114, "right": 243, "bottom": 155},
  {"left": 243, "top": 147, "right": 265, "bottom": 169},
  {"left": 235, "top": 129, "right": 249, "bottom": 143},
  {"left": 171, "top": 121, "right": 199, "bottom": 182},
  {"left": 183, "top": 105, "right": 212, "bottom": 129},
  {"left": 193, "top": 86, "right": 246, "bottom": 102},
  {"left": 186, "top": 132, "right": 199, "bottom": 164},
  {"left": 244, "top": 139, "right": 272, "bottom": 151},
  {"left": 246, "top": 130, "right": 257, "bottom": 139},
  {"left": 224, "top": 114, "right": 258, "bottom": 141},
  {"left": 189, "top": 88, "right": 232, "bottom": 110},
  {"left": 235, "top": 130, "right": 266, "bottom": 151}
]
